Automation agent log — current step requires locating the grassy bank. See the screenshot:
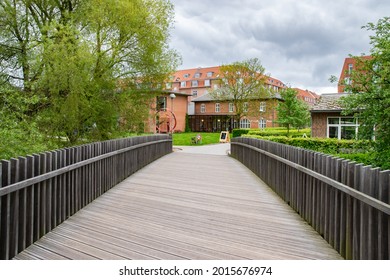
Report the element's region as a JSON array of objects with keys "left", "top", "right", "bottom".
[{"left": 172, "top": 132, "right": 221, "bottom": 146}]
